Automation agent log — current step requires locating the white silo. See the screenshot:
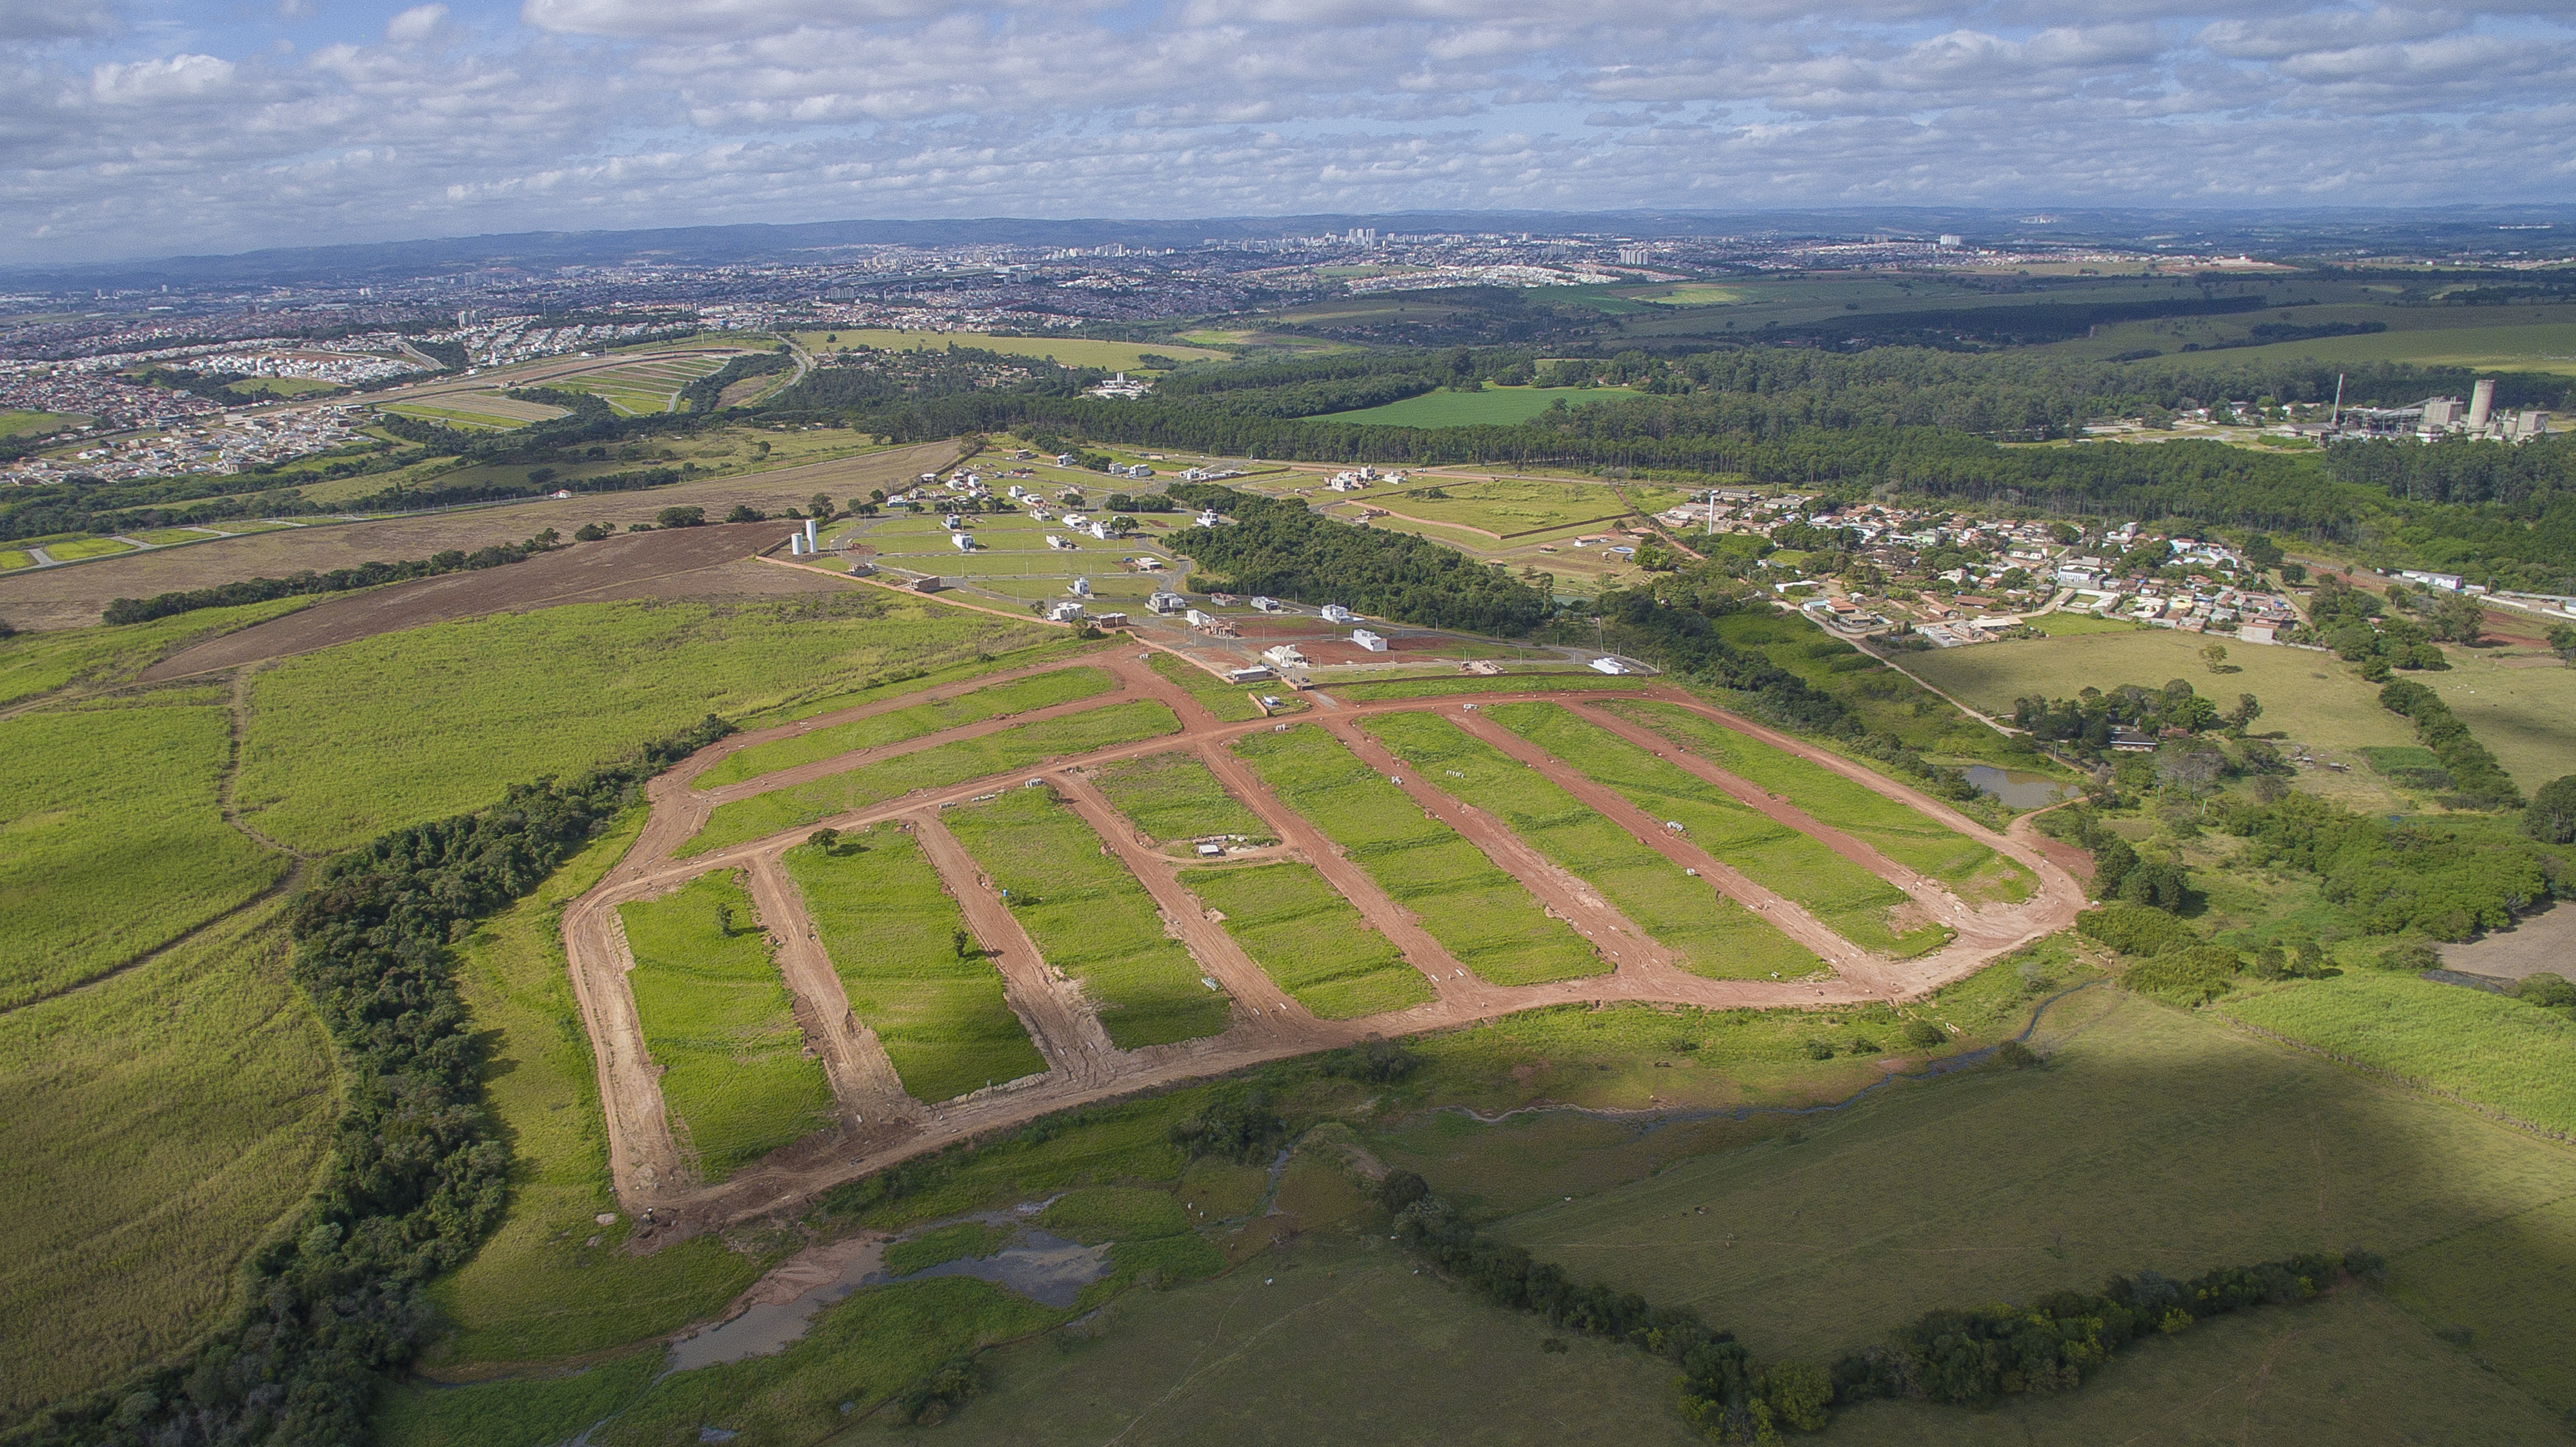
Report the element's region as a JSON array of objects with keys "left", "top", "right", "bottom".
[{"left": 804, "top": 518, "right": 818, "bottom": 551}]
